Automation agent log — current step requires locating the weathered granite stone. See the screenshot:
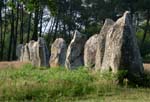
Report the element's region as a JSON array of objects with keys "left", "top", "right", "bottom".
[
  {"left": 101, "top": 11, "right": 143, "bottom": 78},
  {"left": 84, "top": 34, "right": 98, "bottom": 69},
  {"left": 95, "top": 19, "right": 114, "bottom": 70},
  {"left": 20, "top": 44, "right": 30, "bottom": 62},
  {"left": 28, "top": 40, "right": 40, "bottom": 67},
  {"left": 19, "top": 37, "right": 50, "bottom": 67},
  {"left": 65, "top": 31, "right": 86, "bottom": 69},
  {"left": 50, "top": 38, "right": 67, "bottom": 67},
  {"left": 38, "top": 37, "right": 50, "bottom": 67},
  {"left": 16, "top": 44, "right": 24, "bottom": 60}
]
